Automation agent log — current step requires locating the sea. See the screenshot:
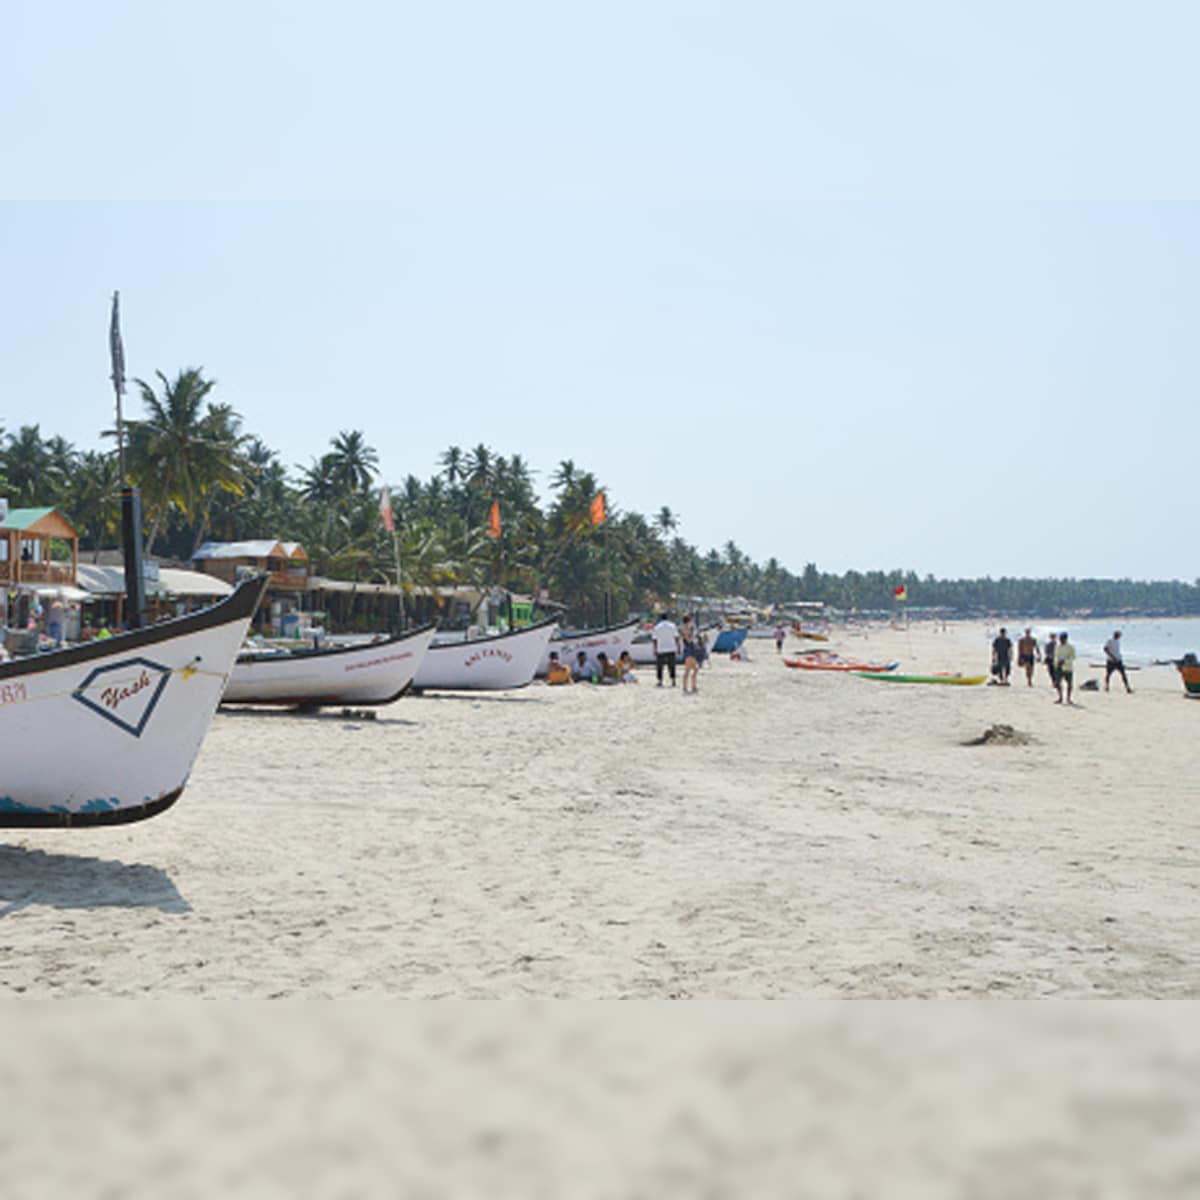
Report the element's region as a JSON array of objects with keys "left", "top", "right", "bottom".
[{"left": 984, "top": 617, "right": 1200, "bottom": 668}]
